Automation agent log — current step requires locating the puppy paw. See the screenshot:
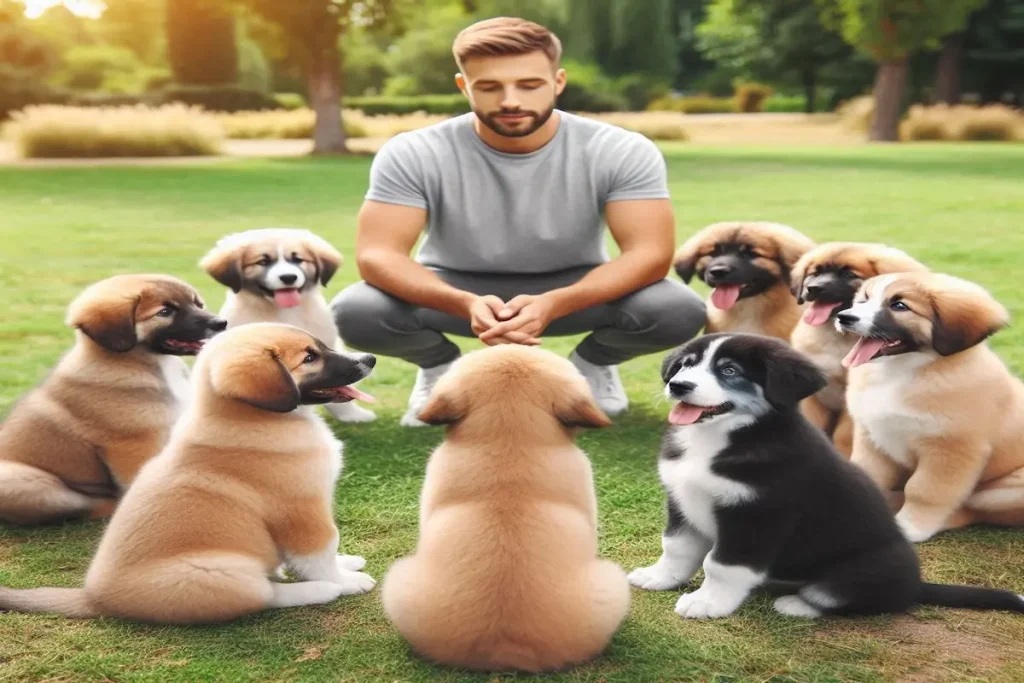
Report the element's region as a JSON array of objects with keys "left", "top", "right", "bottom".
[
  {"left": 336, "top": 554, "right": 367, "bottom": 572},
  {"left": 628, "top": 566, "right": 685, "bottom": 591},
  {"left": 895, "top": 513, "right": 937, "bottom": 543},
  {"left": 674, "top": 589, "right": 736, "bottom": 619},
  {"left": 335, "top": 570, "right": 376, "bottom": 595},
  {"left": 772, "top": 595, "right": 821, "bottom": 618}
]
